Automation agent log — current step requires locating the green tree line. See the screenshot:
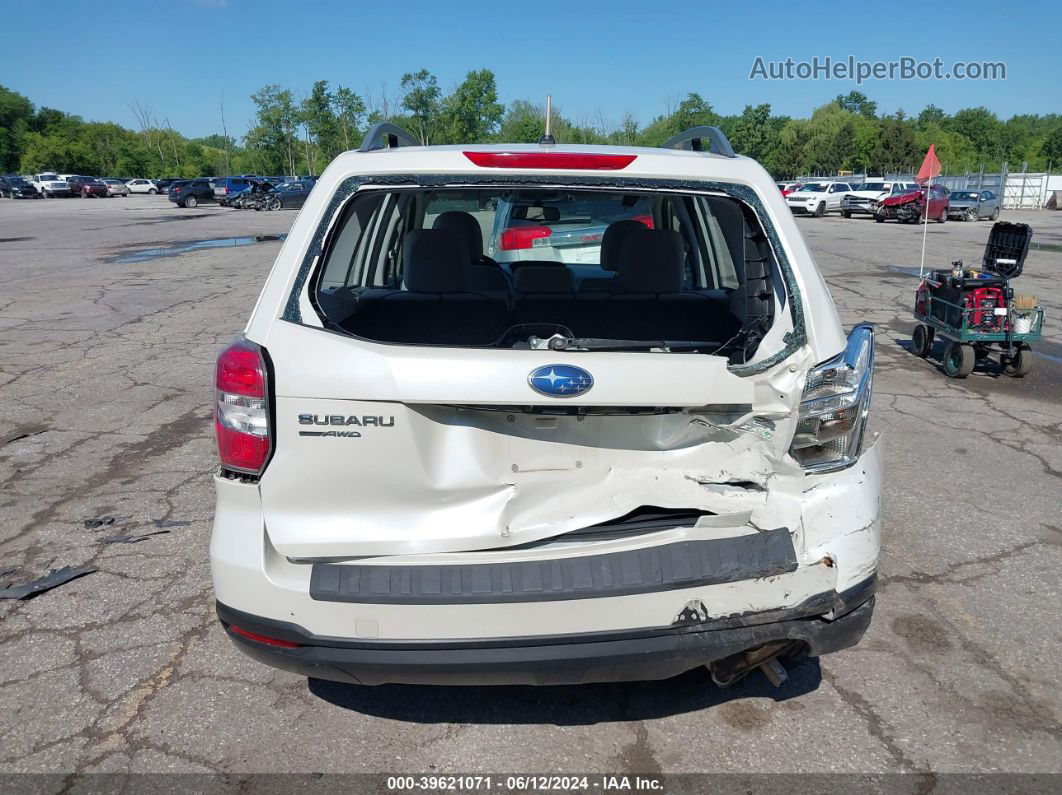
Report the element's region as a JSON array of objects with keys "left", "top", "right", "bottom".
[{"left": 3, "top": 76, "right": 1061, "bottom": 179}]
